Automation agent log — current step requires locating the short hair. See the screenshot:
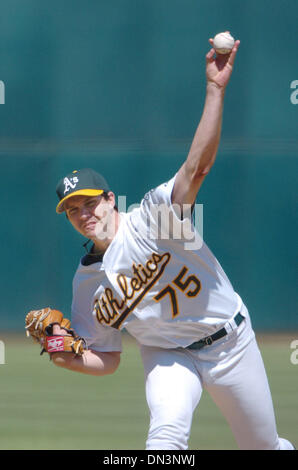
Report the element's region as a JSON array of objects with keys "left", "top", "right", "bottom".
[{"left": 102, "top": 192, "right": 118, "bottom": 212}]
